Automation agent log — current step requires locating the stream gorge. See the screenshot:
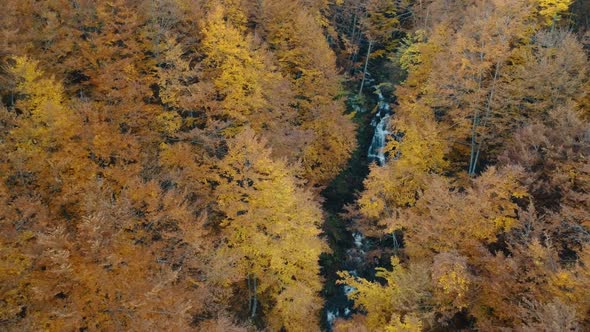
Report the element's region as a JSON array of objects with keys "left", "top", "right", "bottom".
[{"left": 321, "top": 79, "right": 397, "bottom": 331}]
